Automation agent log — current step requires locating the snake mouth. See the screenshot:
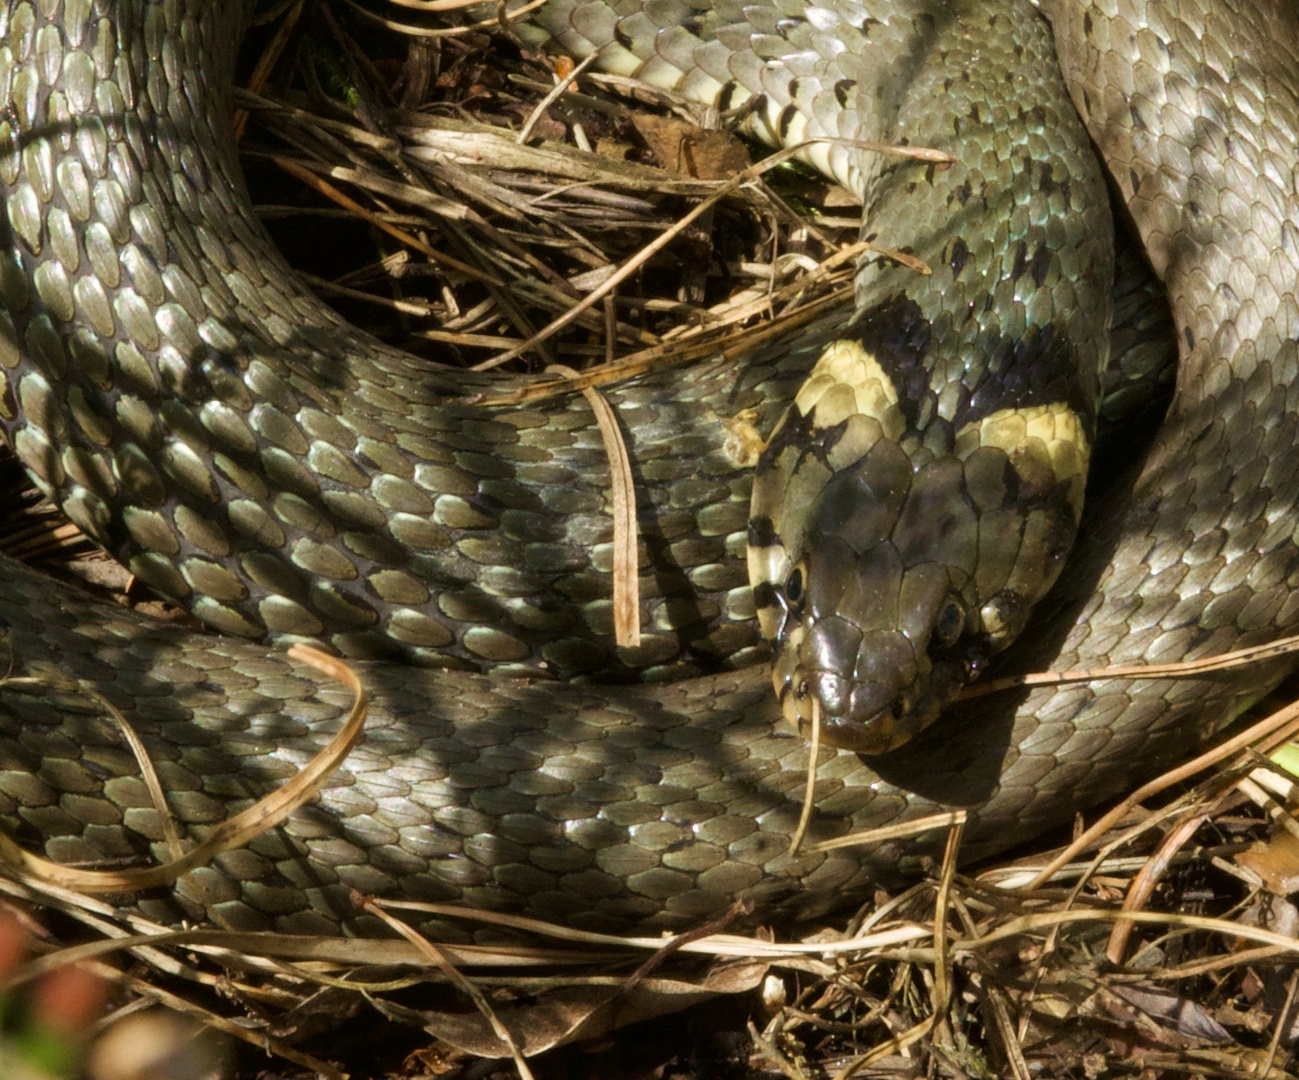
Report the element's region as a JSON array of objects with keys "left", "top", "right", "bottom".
[
  {"left": 771, "top": 615, "right": 980, "bottom": 753},
  {"left": 775, "top": 662, "right": 972, "bottom": 754},
  {"left": 787, "top": 674, "right": 914, "bottom": 754},
  {"left": 772, "top": 646, "right": 913, "bottom": 755}
]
